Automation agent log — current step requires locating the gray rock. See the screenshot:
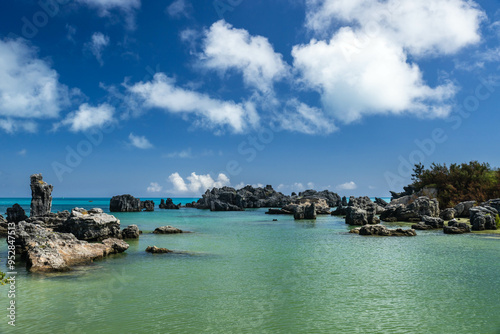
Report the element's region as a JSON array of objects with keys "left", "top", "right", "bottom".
[
  {"left": 422, "top": 215, "right": 444, "bottom": 228},
  {"left": 121, "top": 224, "right": 140, "bottom": 239},
  {"left": 59, "top": 208, "right": 121, "bottom": 241},
  {"left": 374, "top": 197, "right": 388, "bottom": 207},
  {"left": 110, "top": 194, "right": 142, "bottom": 212},
  {"left": 355, "top": 224, "right": 416, "bottom": 236},
  {"left": 0, "top": 214, "right": 7, "bottom": 237},
  {"left": 294, "top": 203, "right": 317, "bottom": 220},
  {"left": 470, "top": 206, "right": 498, "bottom": 231},
  {"left": 341, "top": 196, "right": 348, "bottom": 206},
  {"left": 15, "top": 222, "right": 128, "bottom": 273},
  {"left": 443, "top": 219, "right": 471, "bottom": 234},
  {"left": 30, "top": 174, "right": 53, "bottom": 217},
  {"left": 6, "top": 204, "right": 28, "bottom": 223},
  {"left": 345, "top": 206, "right": 379, "bottom": 226},
  {"left": 381, "top": 196, "right": 440, "bottom": 222},
  {"left": 454, "top": 201, "right": 476, "bottom": 218},
  {"left": 440, "top": 208, "right": 456, "bottom": 221},
  {"left": 481, "top": 199, "right": 500, "bottom": 212},
  {"left": 141, "top": 200, "right": 155, "bottom": 212},
  {"left": 25, "top": 211, "right": 71, "bottom": 230},
  {"left": 298, "top": 189, "right": 341, "bottom": 207},
  {"left": 146, "top": 246, "right": 172, "bottom": 254},
  {"left": 153, "top": 226, "right": 184, "bottom": 234},
  {"left": 159, "top": 198, "right": 181, "bottom": 210}
]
